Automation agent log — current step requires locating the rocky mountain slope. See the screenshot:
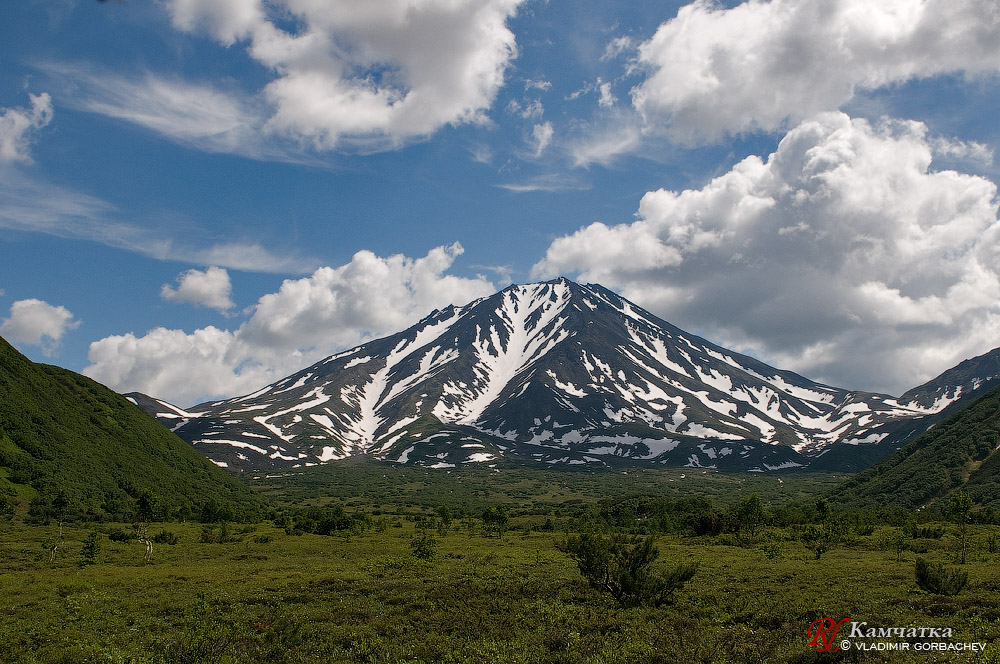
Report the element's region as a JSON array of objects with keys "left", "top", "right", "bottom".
[{"left": 131, "top": 279, "right": 993, "bottom": 472}]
